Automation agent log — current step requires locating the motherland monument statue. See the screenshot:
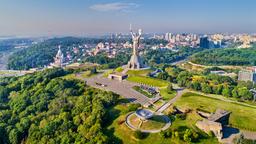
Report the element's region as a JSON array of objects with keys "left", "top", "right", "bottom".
[{"left": 127, "top": 24, "right": 145, "bottom": 69}]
